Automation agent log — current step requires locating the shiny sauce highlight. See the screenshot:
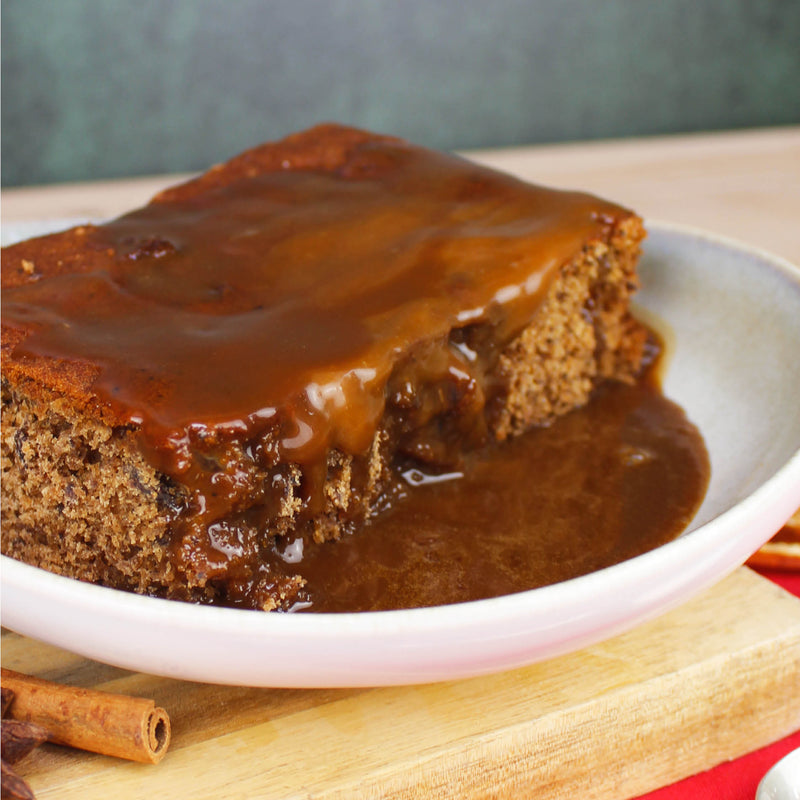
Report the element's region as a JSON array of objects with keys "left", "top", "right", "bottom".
[
  {"left": 2, "top": 136, "right": 710, "bottom": 611},
  {"left": 2, "top": 143, "right": 624, "bottom": 470},
  {"left": 267, "top": 357, "right": 711, "bottom": 612}
]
